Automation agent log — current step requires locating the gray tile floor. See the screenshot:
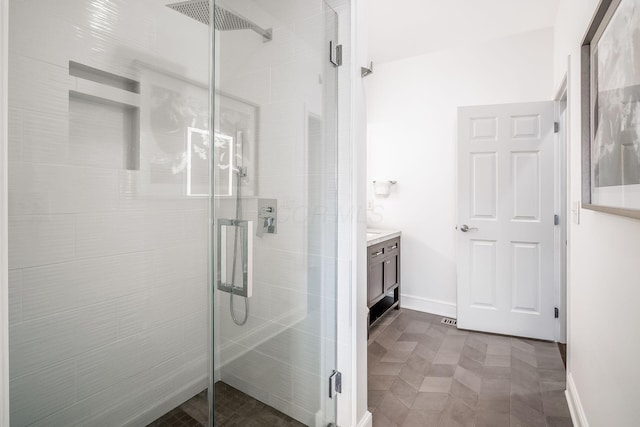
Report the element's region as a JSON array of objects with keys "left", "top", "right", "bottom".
[{"left": 368, "top": 309, "right": 573, "bottom": 427}]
